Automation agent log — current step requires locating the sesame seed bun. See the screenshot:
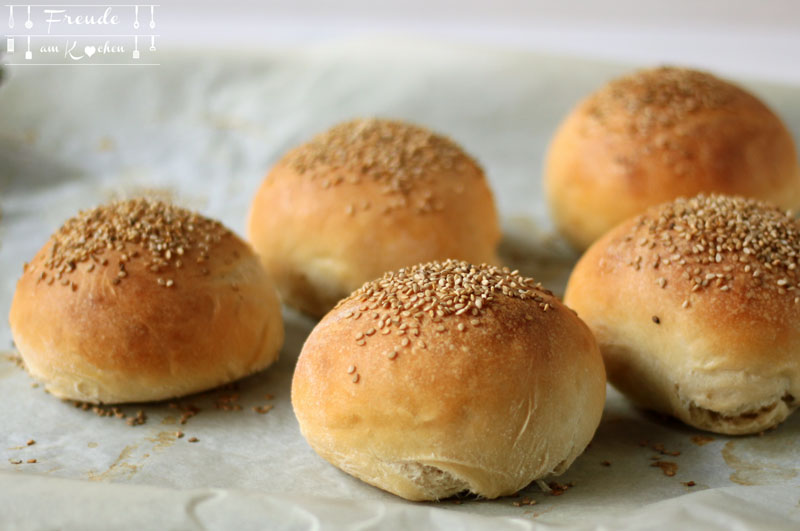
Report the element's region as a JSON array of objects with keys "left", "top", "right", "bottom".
[
  {"left": 564, "top": 194, "right": 800, "bottom": 435},
  {"left": 9, "top": 199, "right": 284, "bottom": 404},
  {"left": 545, "top": 66, "right": 800, "bottom": 250},
  {"left": 291, "top": 260, "right": 605, "bottom": 501},
  {"left": 247, "top": 118, "right": 501, "bottom": 318}
]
